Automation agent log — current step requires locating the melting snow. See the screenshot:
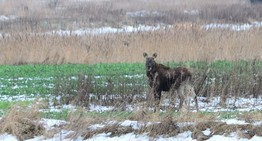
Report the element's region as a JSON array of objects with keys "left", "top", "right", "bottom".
[
  {"left": 0, "top": 118, "right": 262, "bottom": 141},
  {"left": 46, "top": 24, "right": 170, "bottom": 36},
  {"left": 222, "top": 119, "right": 248, "bottom": 125},
  {"left": 202, "top": 21, "right": 262, "bottom": 31},
  {"left": 0, "top": 15, "right": 16, "bottom": 21}
]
